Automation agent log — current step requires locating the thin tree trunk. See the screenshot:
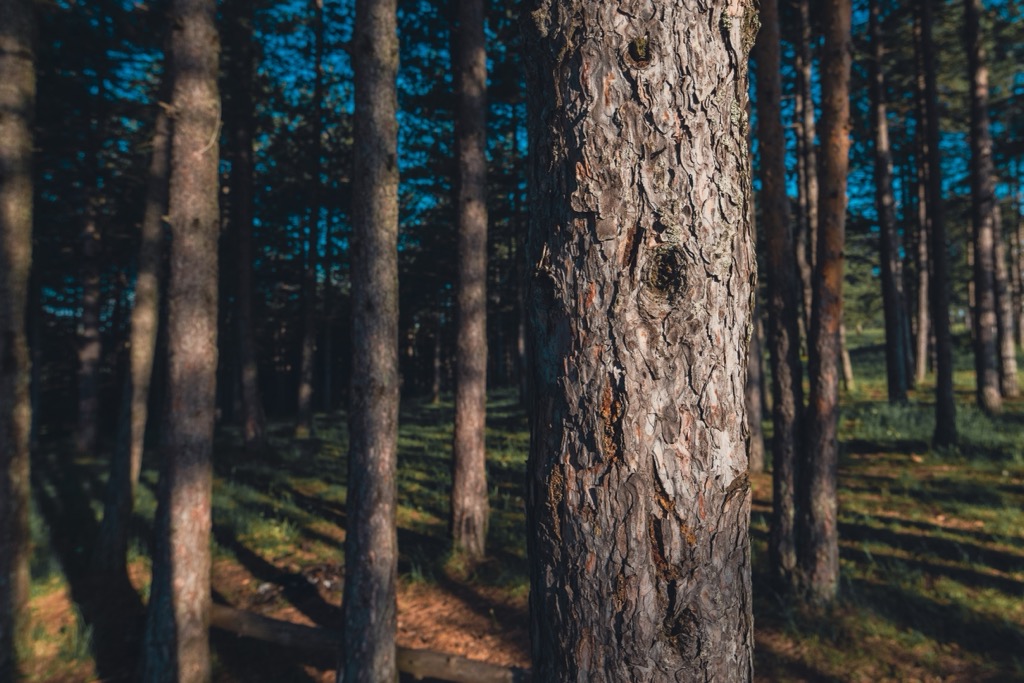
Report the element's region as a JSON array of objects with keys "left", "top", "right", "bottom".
[
  {"left": 869, "top": 0, "right": 908, "bottom": 404},
  {"left": 1013, "top": 177, "right": 1024, "bottom": 347},
  {"left": 343, "top": 0, "right": 400, "bottom": 677},
  {"left": 296, "top": 0, "right": 325, "bottom": 439},
  {"left": 139, "top": 1, "right": 221, "bottom": 680},
  {"left": 0, "top": 1, "right": 35, "bottom": 677},
  {"left": 914, "top": 112, "right": 931, "bottom": 386},
  {"left": 796, "top": 0, "right": 819, "bottom": 336},
  {"left": 920, "top": 0, "right": 957, "bottom": 447},
  {"left": 523, "top": 3, "right": 756, "bottom": 679},
  {"left": 840, "top": 323, "right": 855, "bottom": 392},
  {"left": 451, "top": 0, "right": 489, "bottom": 562},
  {"left": 432, "top": 312, "right": 443, "bottom": 404},
  {"left": 93, "top": 78, "right": 171, "bottom": 577},
  {"left": 755, "top": 0, "right": 802, "bottom": 590},
  {"left": 226, "top": 0, "right": 267, "bottom": 452},
  {"left": 800, "top": 0, "right": 851, "bottom": 606},
  {"left": 993, "top": 203, "right": 1019, "bottom": 396},
  {"left": 76, "top": 206, "right": 102, "bottom": 456},
  {"left": 746, "top": 298, "right": 766, "bottom": 474}
]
